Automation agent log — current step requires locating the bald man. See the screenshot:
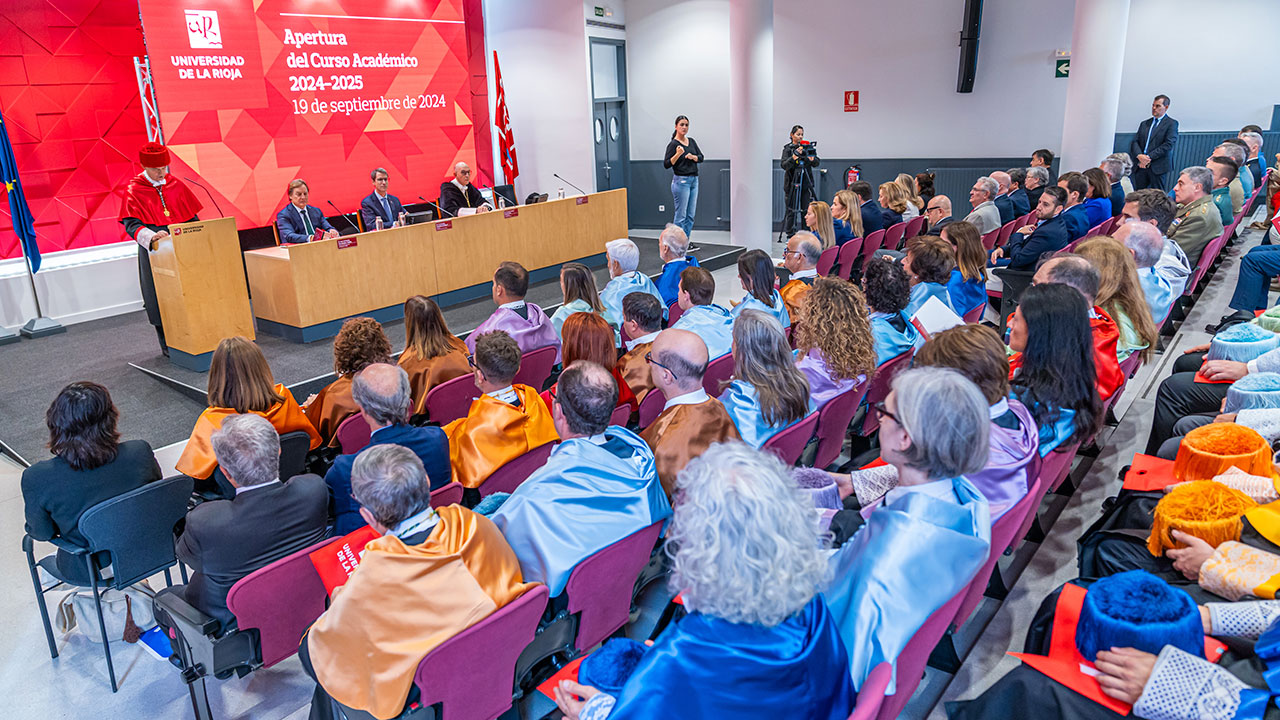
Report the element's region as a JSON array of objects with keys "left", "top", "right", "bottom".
[
  {"left": 1027, "top": 256, "right": 1124, "bottom": 401},
  {"left": 780, "top": 231, "right": 822, "bottom": 319},
  {"left": 639, "top": 329, "right": 740, "bottom": 497},
  {"left": 923, "top": 195, "right": 954, "bottom": 236},
  {"left": 990, "top": 170, "right": 1015, "bottom": 225},
  {"left": 324, "top": 363, "right": 451, "bottom": 534},
  {"left": 438, "top": 162, "right": 490, "bottom": 216}
]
